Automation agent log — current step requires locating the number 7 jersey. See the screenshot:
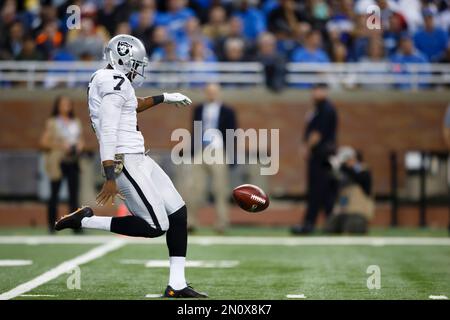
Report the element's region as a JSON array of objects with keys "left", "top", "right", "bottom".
[{"left": 87, "top": 68, "right": 145, "bottom": 159}]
